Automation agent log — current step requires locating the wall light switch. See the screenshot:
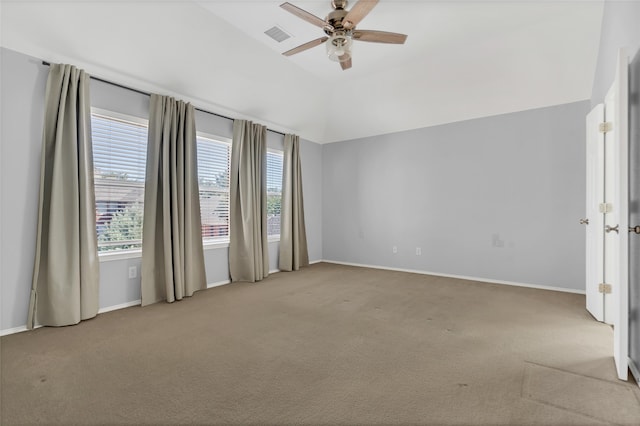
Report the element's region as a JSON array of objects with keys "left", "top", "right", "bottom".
[
  {"left": 128, "top": 266, "right": 137, "bottom": 279},
  {"left": 392, "top": 246, "right": 398, "bottom": 254},
  {"left": 416, "top": 247, "right": 422, "bottom": 255}
]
